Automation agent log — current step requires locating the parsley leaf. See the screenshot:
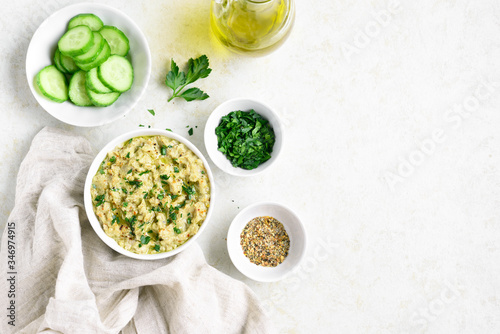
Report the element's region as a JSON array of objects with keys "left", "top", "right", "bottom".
[
  {"left": 140, "top": 235, "right": 151, "bottom": 245},
  {"left": 188, "top": 127, "right": 194, "bottom": 136},
  {"left": 148, "top": 109, "right": 155, "bottom": 116},
  {"left": 173, "top": 227, "right": 182, "bottom": 234},
  {"left": 165, "top": 59, "right": 186, "bottom": 92},
  {"left": 127, "top": 179, "right": 143, "bottom": 188},
  {"left": 94, "top": 195, "right": 105, "bottom": 207},
  {"left": 179, "top": 87, "right": 209, "bottom": 102},
  {"left": 125, "top": 215, "right": 137, "bottom": 235},
  {"left": 182, "top": 184, "right": 196, "bottom": 199},
  {"left": 165, "top": 55, "right": 211, "bottom": 102}
]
